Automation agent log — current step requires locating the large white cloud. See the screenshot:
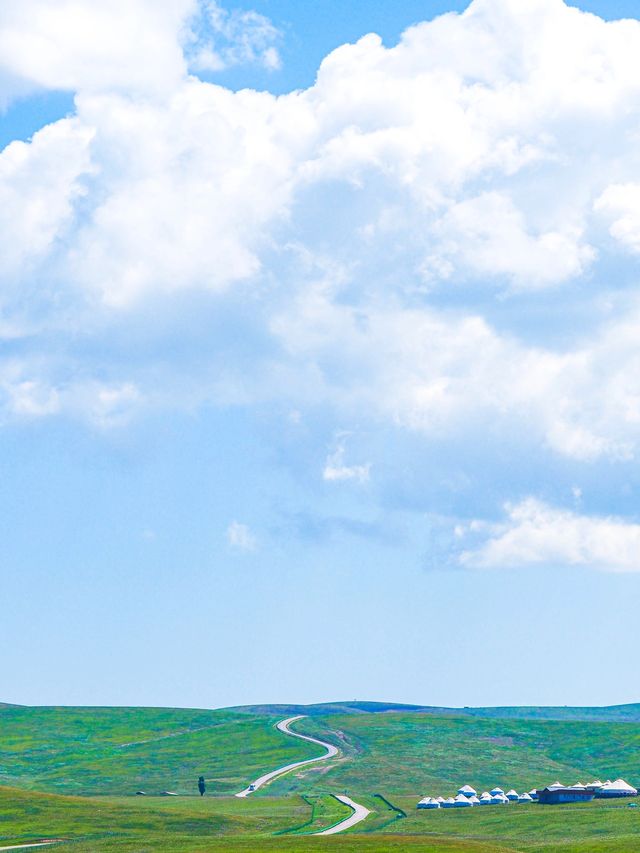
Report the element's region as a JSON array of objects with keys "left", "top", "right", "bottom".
[
  {"left": 458, "top": 498, "right": 640, "bottom": 573},
  {"left": 6, "top": 0, "right": 640, "bottom": 308},
  {"left": 1, "top": 0, "right": 640, "bottom": 476},
  {"left": 0, "top": 0, "right": 193, "bottom": 102},
  {"left": 0, "top": 117, "right": 93, "bottom": 280}
]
